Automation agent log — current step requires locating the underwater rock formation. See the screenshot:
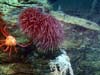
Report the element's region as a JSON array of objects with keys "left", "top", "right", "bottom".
[
  {"left": 50, "top": 11, "right": 100, "bottom": 31},
  {"left": 0, "top": 0, "right": 100, "bottom": 75}
]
